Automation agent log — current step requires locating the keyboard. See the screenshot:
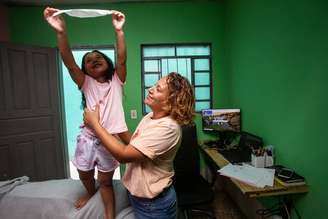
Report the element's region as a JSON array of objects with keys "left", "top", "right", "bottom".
[{"left": 204, "top": 140, "right": 221, "bottom": 148}]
